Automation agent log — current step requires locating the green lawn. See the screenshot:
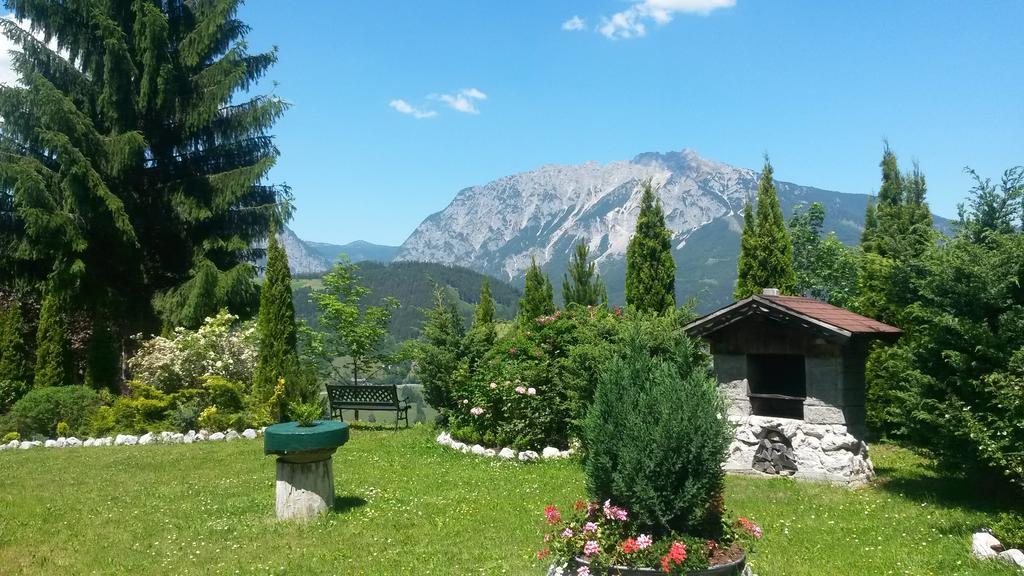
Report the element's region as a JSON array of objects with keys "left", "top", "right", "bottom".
[{"left": 0, "top": 426, "right": 1018, "bottom": 575}]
